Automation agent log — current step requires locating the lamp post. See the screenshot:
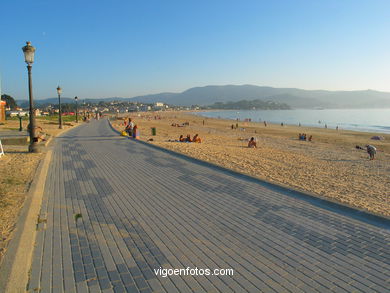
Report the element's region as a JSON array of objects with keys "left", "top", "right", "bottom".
[
  {"left": 83, "top": 100, "right": 86, "bottom": 120},
  {"left": 74, "top": 96, "right": 78, "bottom": 123},
  {"left": 57, "top": 86, "right": 62, "bottom": 129},
  {"left": 17, "top": 113, "right": 23, "bottom": 131},
  {"left": 22, "top": 41, "right": 38, "bottom": 153}
]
